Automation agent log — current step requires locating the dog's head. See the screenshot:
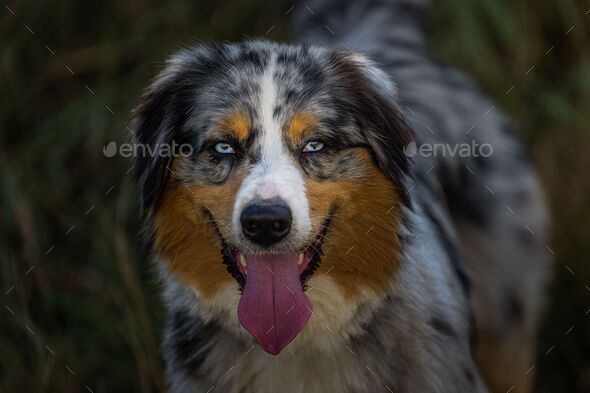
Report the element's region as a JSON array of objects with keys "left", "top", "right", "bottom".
[{"left": 132, "top": 41, "right": 413, "bottom": 355}]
